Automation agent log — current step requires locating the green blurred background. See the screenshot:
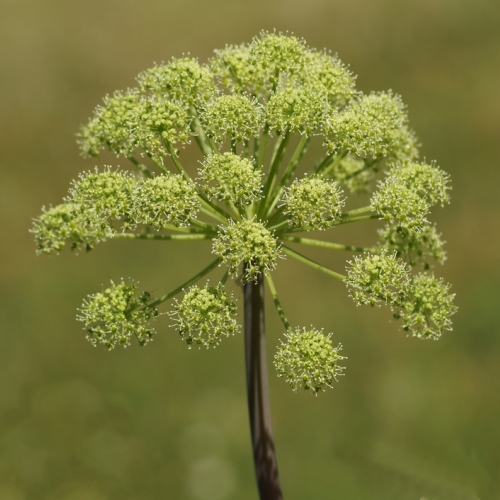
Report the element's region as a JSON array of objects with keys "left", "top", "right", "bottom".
[{"left": 1, "top": 0, "right": 499, "bottom": 498}]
